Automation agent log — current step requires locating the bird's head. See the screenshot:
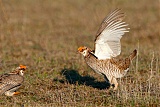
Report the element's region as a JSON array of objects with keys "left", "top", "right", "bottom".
[
  {"left": 78, "top": 46, "right": 91, "bottom": 57},
  {"left": 12, "top": 65, "right": 27, "bottom": 76}
]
